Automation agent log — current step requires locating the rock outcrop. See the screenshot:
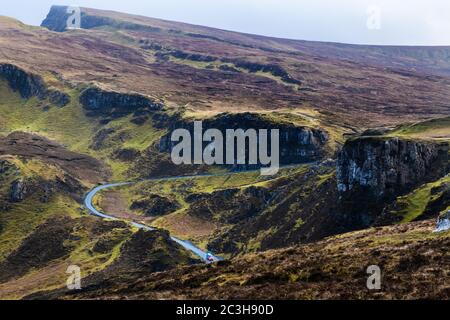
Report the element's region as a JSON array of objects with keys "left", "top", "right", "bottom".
[
  {"left": 337, "top": 137, "right": 449, "bottom": 226},
  {"left": 130, "top": 194, "right": 181, "bottom": 216},
  {"left": 79, "top": 87, "right": 163, "bottom": 118},
  {"left": 159, "top": 112, "right": 328, "bottom": 168},
  {"left": 0, "top": 64, "right": 46, "bottom": 99},
  {"left": 40, "top": 5, "right": 72, "bottom": 32},
  {"left": 9, "top": 179, "right": 27, "bottom": 202},
  {"left": 228, "top": 60, "right": 301, "bottom": 85},
  {"left": 0, "top": 64, "right": 70, "bottom": 106},
  {"left": 41, "top": 5, "right": 161, "bottom": 33},
  {"left": 48, "top": 89, "right": 70, "bottom": 107}
]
